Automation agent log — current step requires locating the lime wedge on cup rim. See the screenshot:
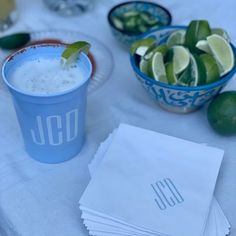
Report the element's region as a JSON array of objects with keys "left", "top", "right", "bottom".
[{"left": 61, "top": 41, "right": 91, "bottom": 67}]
